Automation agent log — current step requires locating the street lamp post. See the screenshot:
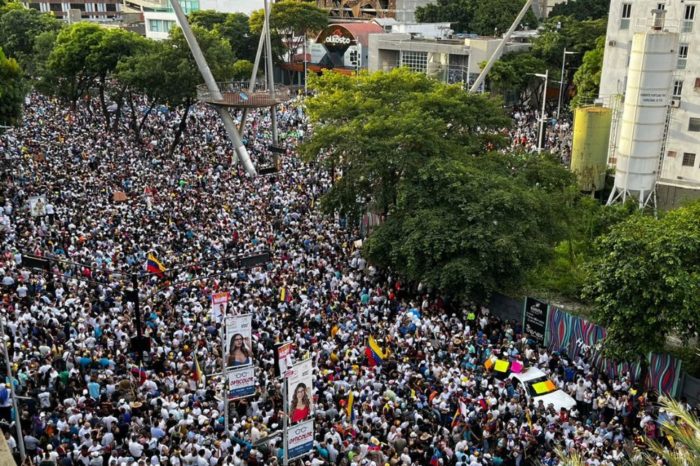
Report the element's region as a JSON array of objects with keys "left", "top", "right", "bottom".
[
  {"left": 536, "top": 70, "right": 548, "bottom": 154},
  {"left": 557, "top": 48, "right": 577, "bottom": 119}
]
